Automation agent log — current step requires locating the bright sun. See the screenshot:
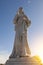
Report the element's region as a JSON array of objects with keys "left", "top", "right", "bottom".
[
  {"left": 35, "top": 52, "right": 43, "bottom": 63},
  {"left": 31, "top": 35, "right": 43, "bottom": 63},
  {"left": 36, "top": 37, "right": 43, "bottom": 63}
]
